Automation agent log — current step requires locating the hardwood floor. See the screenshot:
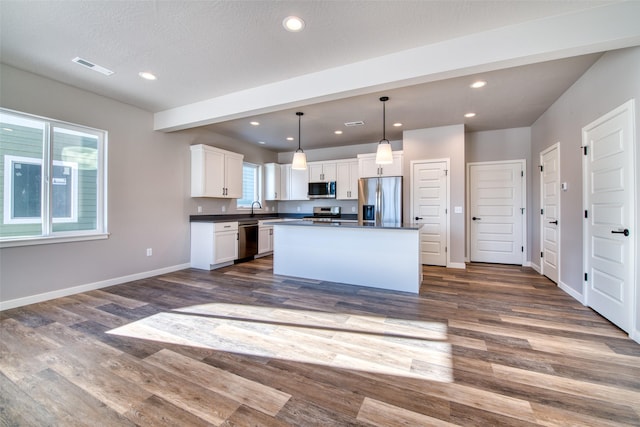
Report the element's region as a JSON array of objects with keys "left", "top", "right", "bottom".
[{"left": 1, "top": 258, "right": 639, "bottom": 426}]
